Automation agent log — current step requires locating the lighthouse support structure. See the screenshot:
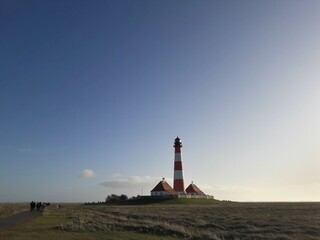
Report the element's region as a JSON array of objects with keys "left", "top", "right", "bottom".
[{"left": 173, "top": 137, "right": 186, "bottom": 194}]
